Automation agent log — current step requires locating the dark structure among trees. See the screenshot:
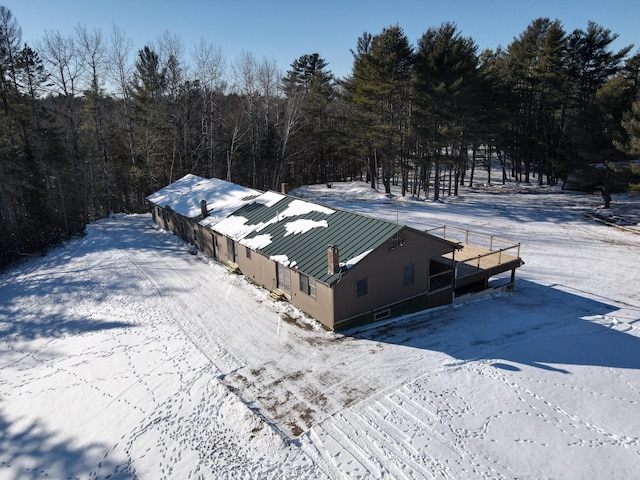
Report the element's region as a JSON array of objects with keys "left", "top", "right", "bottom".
[{"left": 1, "top": 5, "right": 639, "bottom": 268}]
